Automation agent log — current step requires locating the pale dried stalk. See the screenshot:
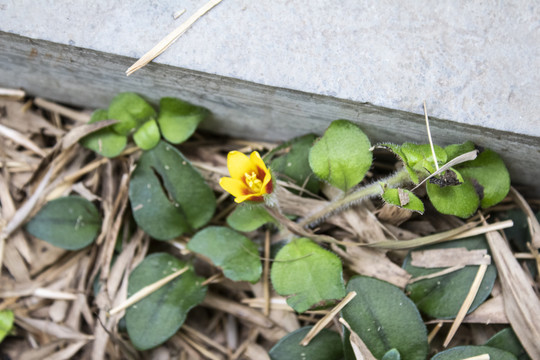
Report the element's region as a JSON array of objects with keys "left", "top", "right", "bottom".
[
  {"left": 0, "top": 123, "right": 47, "bottom": 157},
  {"left": 462, "top": 355, "right": 489, "bottom": 360},
  {"left": 109, "top": 266, "right": 189, "bottom": 315},
  {"left": 42, "top": 340, "right": 88, "bottom": 360},
  {"left": 427, "top": 322, "right": 443, "bottom": 343},
  {"left": 0, "top": 87, "right": 25, "bottom": 99},
  {"left": 411, "top": 248, "right": 489, "bottom": 268},
  {"left": 485, "top": 226, "right": 540, "bottom": 358},
  {"left": 443, "top": 255, "right": 489, "bottom": 347},
  {"left": 33, "top": 288, "right": 78, "bottom": 301},
  {"left": 300, "top": 291, "right": 357, "bottom": 346},
  {"left": 126, "top": 0, "right": 224, "bottom": 76},
  {"left": 202, "top": 292, "right": 274, "bottom": 328},
  {"left": 408, "top": 265, "right": 466, "bottom": 284},
  {"left": 180, "top": 332, "right": 223, "bottom": 360},
  {"left": 182, "top": 324, "right": 228, "bottom": 355},
  {"left": 34, "top": 97, "right": 90, "bottom": 123},
  {"left": 423, "top": 101, "right": 439, "bottom": 171}
]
